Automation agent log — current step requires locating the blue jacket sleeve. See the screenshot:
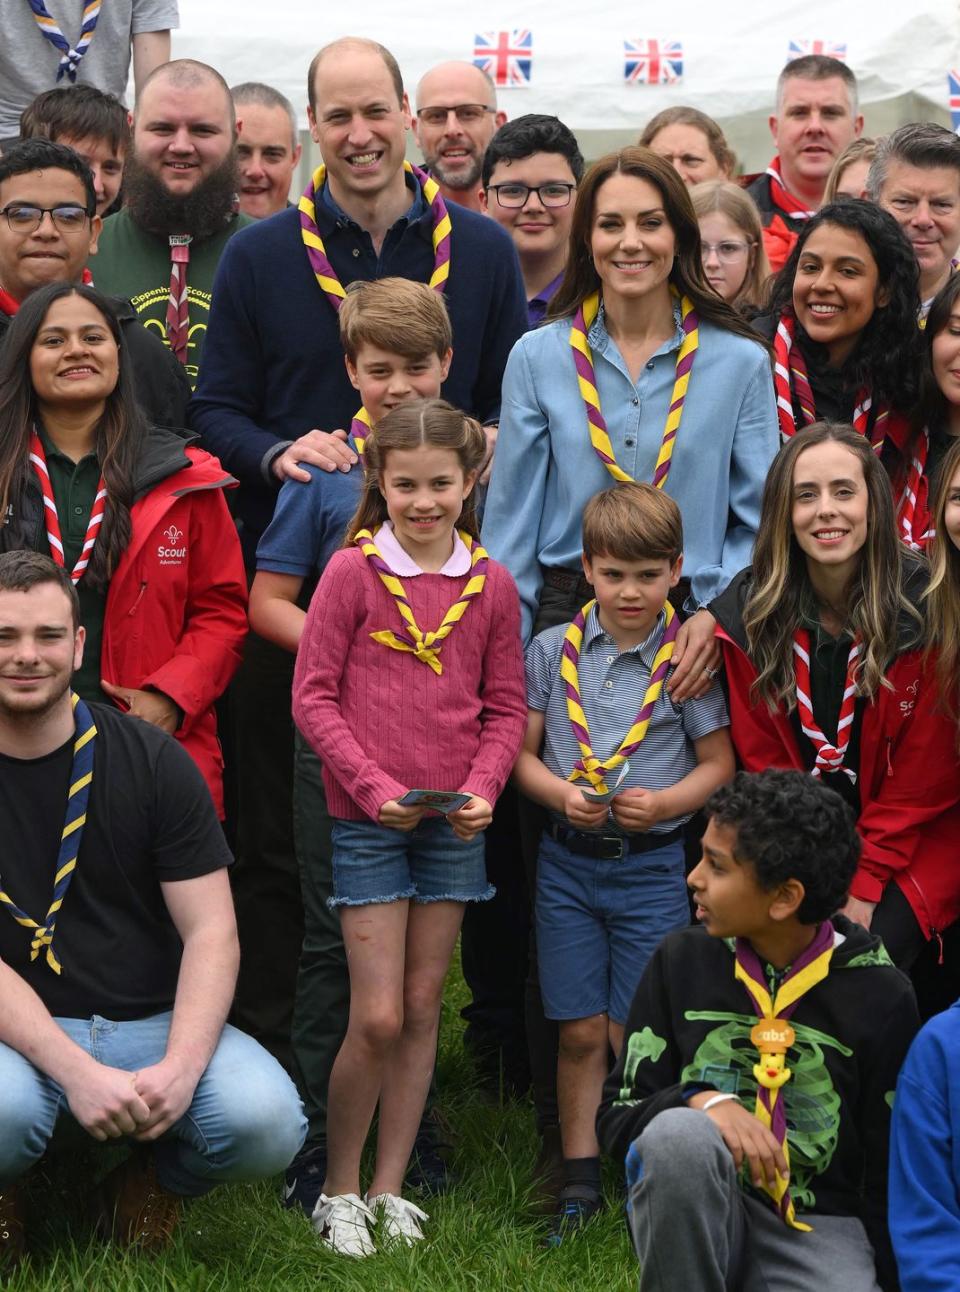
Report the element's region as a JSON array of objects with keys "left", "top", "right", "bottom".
[
  {"left": 690, "top": 352, "right": 778, "bottom": 607},
  {"left": 481, "top": 337, "right": 550, "bottom": 643},
  {"left": 889, "top": 1015, "right": 960, "bottom": 1292},
  {"left": 188, "top": 235, "right": 284, "bottom": 487},
  {"left": 471, "top": 228, "right": 527, "bottom": 425}
]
